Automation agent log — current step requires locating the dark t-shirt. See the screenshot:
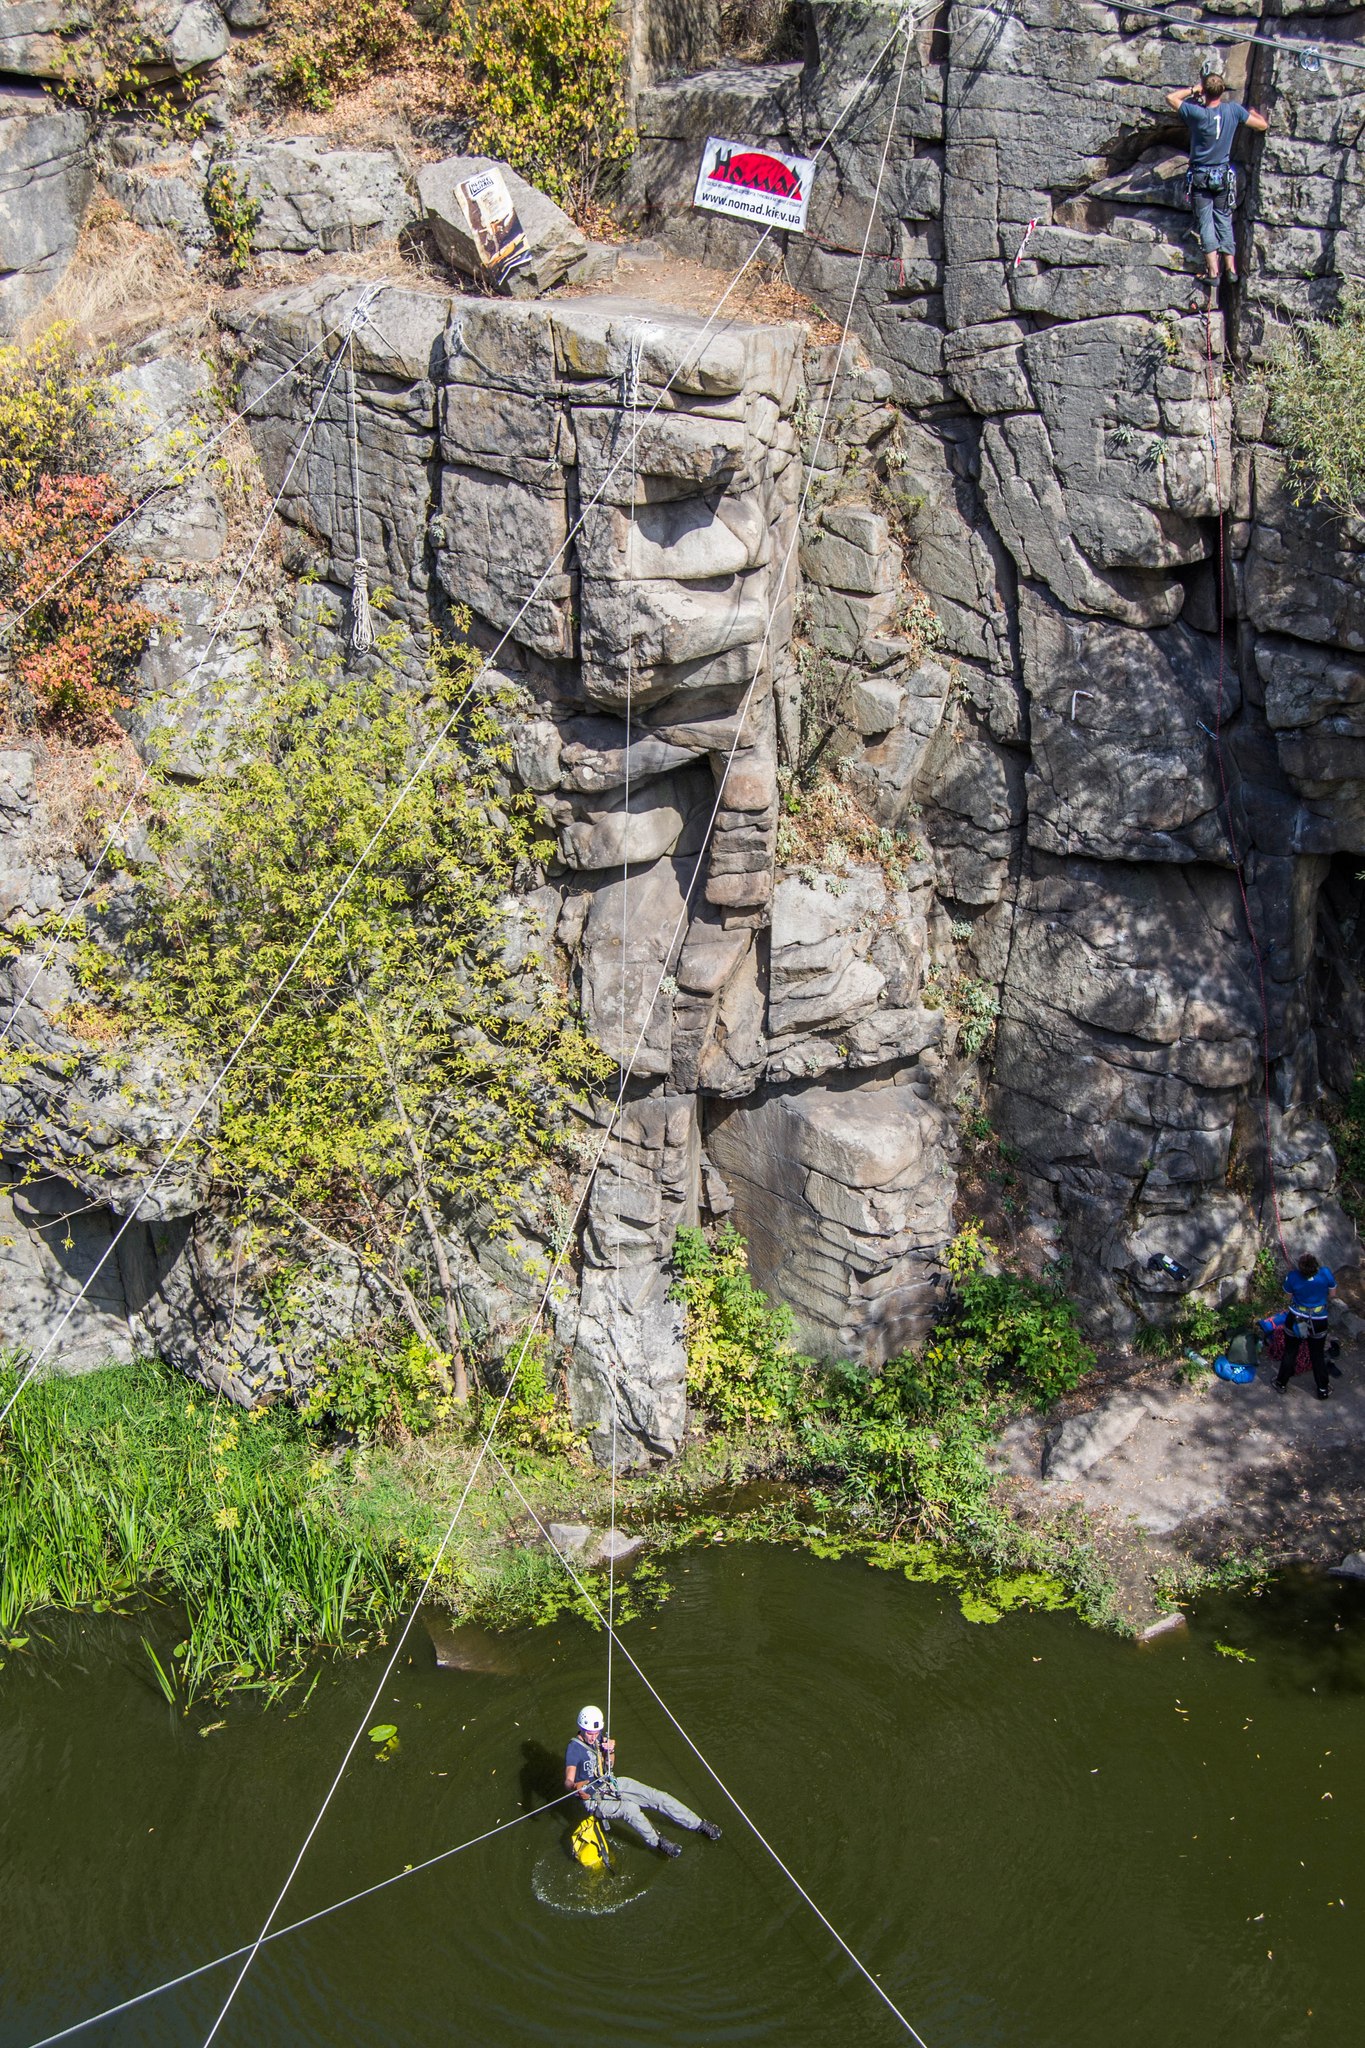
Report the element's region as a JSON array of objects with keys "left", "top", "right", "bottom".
[
  {"left": 1181, "top": 97, "right": 1249, "bottom": 170},
  {"left": 565, "top": 1735, "right": 607, "bottom": 1785}
]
